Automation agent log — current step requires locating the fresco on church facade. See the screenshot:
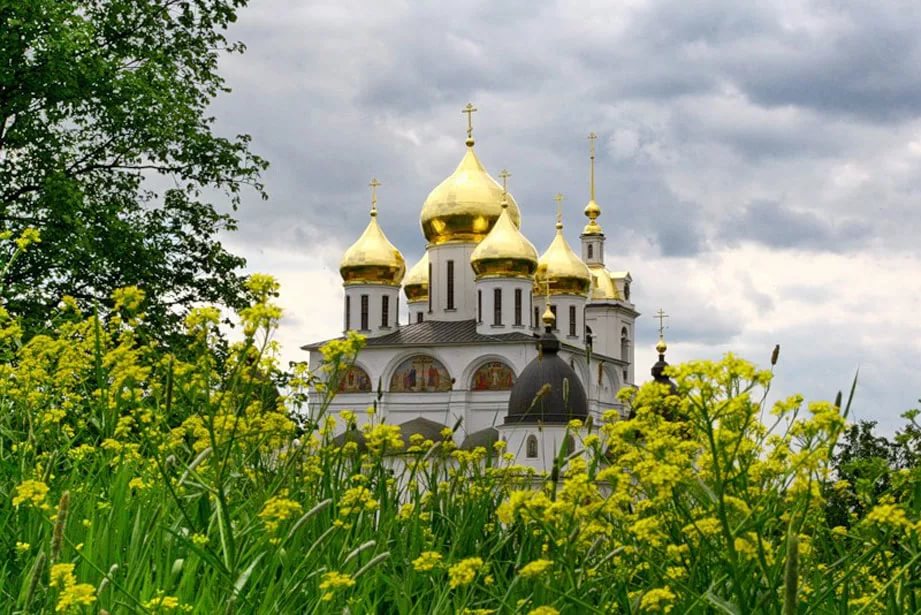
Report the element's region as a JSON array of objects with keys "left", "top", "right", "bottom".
[
  {"left": 337, "top": 365, "right": 372, "bottom": 393},
  {"left": 471, "top": 361, "right": 515, "bottom": 391},
  {"left": 389, "top": 355, "right": 452, "bottom": 392}
]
